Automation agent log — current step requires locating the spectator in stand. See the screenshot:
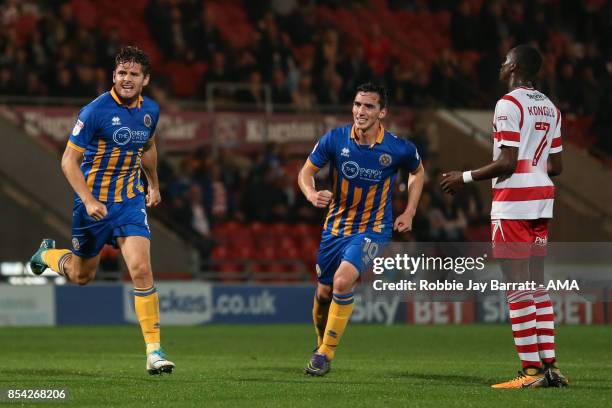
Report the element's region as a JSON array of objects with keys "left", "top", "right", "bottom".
[
  {"left": 292, "top": 72, "right": 317, "bottom": 111},
  {"left": 189, "top": 3, "right": 225, "bottom": 62},
  {"left": 555, "top": 60, "right": 580, "bottom": 113},
  {"left": 270, "top": 67, "right": 292, "bottom": 105},
  {"left": 451, "top": 0, "right": 478, "bottom": 51}
]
